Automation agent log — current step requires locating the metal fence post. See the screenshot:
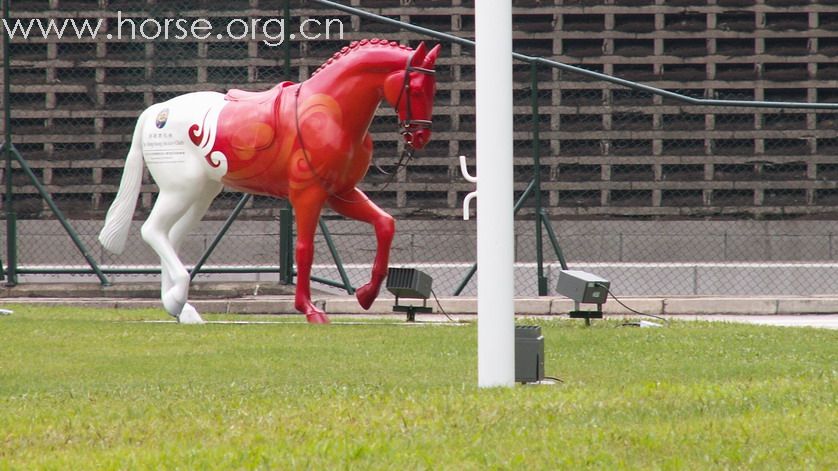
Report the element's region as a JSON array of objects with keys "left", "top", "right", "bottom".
[
  {"left": 531, "top": 61, "right": 548, "bottom": 295},
  {"left": 3, "top": 0, "right": 16, "bottom": 286},
  {"left": 279, "top": 0, "right": 295, "bottom": 286},
  {"left": 279, "top": 204, "right": 294, "bottom": 285}
]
